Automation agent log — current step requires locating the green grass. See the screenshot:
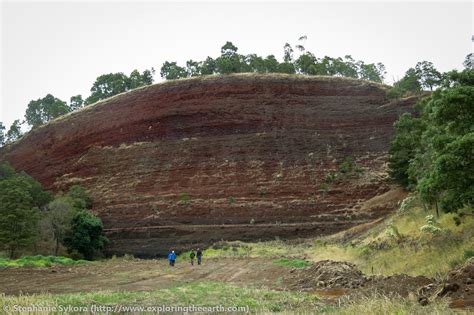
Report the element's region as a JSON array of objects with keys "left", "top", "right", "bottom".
[
  {"left": 272, "top": 258, "right": 310, "bottom": 268},
  {"left": 0, "top": 282, "right": 453, "bottom": 314},
  {"left": 0, "top": 255, "right": 88, "bottom": 268},
  {"left": 0, "top": 281, "right": 320, "bottom": 314},
  {"left": 354, "top": 207, "right": 474, "bottom": 277}
]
